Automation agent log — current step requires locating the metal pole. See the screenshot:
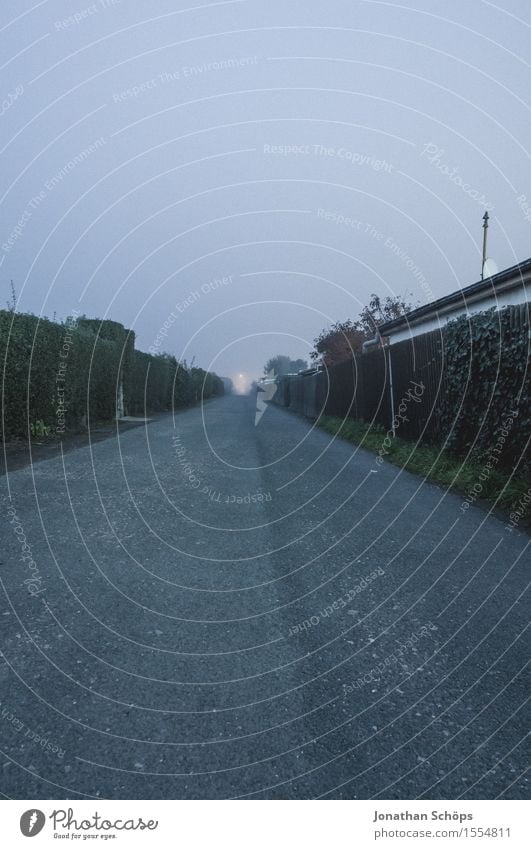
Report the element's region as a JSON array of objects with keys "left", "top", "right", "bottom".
[
  {"left": 387, "top": 344, "right": 395, "bottom": 436},
  {"left": 481, "top": 211, "right": 489, "bottom": 279}
]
